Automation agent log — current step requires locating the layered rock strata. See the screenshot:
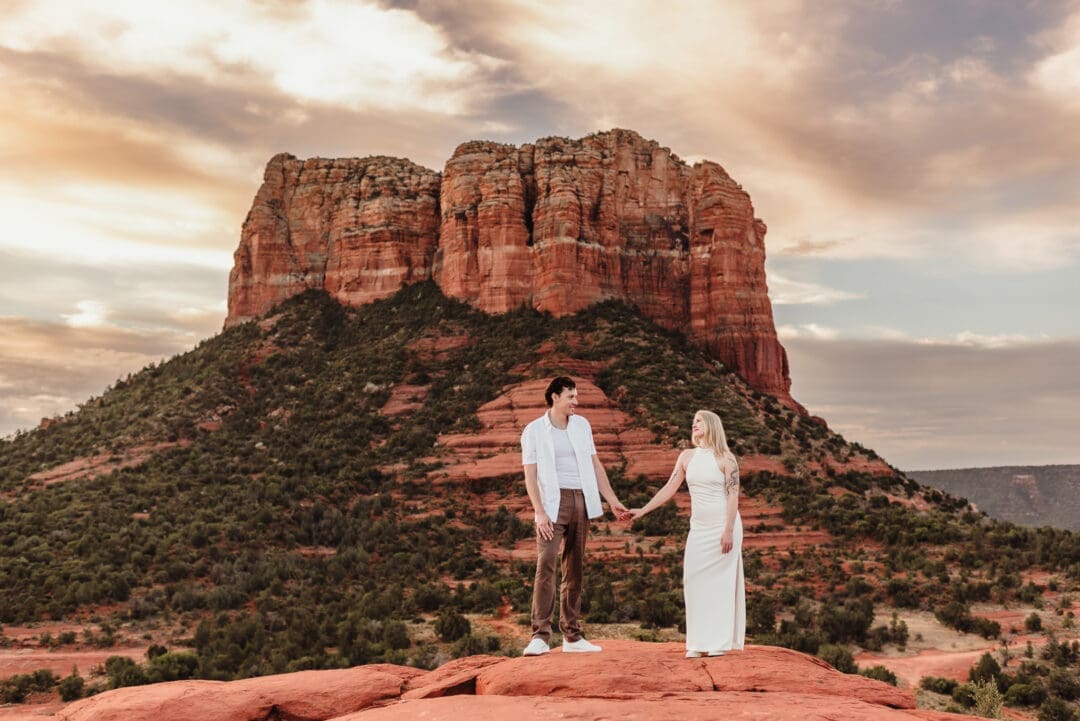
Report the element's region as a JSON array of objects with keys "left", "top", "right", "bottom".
[
  {"left": 227, "top": 130, "right": 796, "bottom": 408},
  {"left": 227, "top": 154, "right": 441, "bottom": 322}
]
